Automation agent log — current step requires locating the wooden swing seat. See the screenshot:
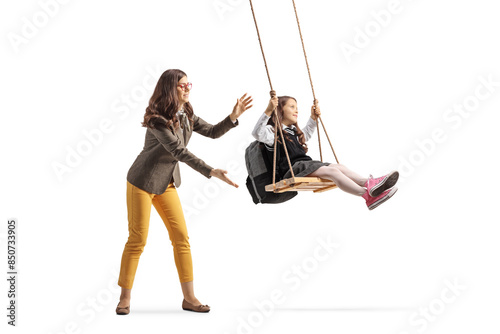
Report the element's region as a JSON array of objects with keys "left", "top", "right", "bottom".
[{"left": 265, "top": 177, "right": 337, "bottom": 193}]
